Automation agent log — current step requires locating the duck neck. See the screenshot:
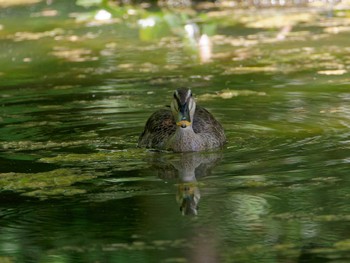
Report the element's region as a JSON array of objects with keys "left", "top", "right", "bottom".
[{"left": 168, "top": 126, "right": 203, "bottom": 152}]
